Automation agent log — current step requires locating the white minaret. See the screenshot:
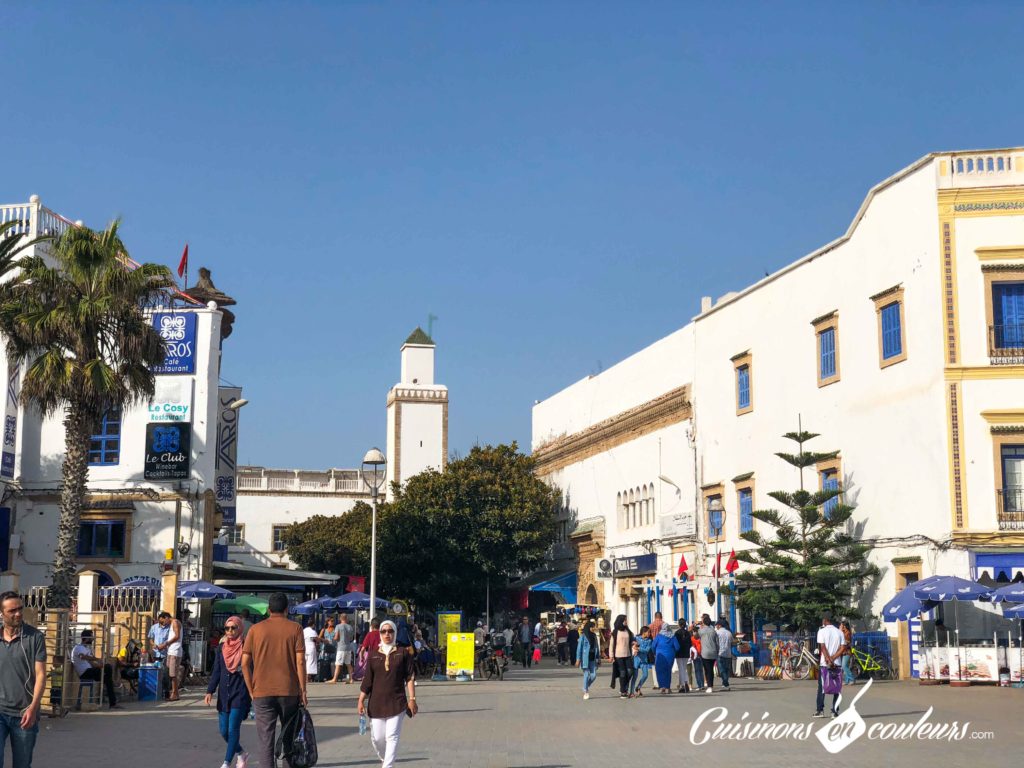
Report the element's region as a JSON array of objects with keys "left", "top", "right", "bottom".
[{"left": 385, "top": 328, "right": 448, "bottom": 500}]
